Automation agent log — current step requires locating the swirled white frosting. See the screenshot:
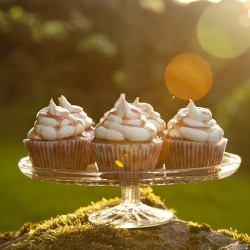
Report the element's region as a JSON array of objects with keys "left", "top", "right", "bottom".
[
  {"left": 100, "top": 94, "right": 166, "bottom": 136},
  {"left": 100, "top": 93, "right": 125, "bottom": 122},
  {"left": 94, "top": 96, "right": 157, "bottom": 141},
  {"left": 27, "top": 99, "right": 85, "bottom": 140},
  {"left": 58, "top": 95, "right": 93, "bottom": 129},
  {"left": 132, "top": 97, "right": 166, "bottom": 135},
  {"left": 166, "top": 100, "right": 224, "bottom": 143}
]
